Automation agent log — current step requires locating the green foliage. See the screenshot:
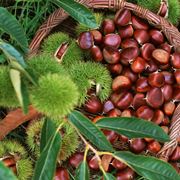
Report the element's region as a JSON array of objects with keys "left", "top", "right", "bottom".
[
  {"left": 75, "top": 161, "right": 90, "bottom": 180},
  {"left": 0, "top": 162, "right": 18, "bottom": 180},
  {"left": 52, "top": 0, "right": 97, "bottom": 29},
  {"left": 76, "top": 12, "right": 104, "bottom": 35},
  {"left": 41, "top": 32, "right": 71, "bottom": 56},
  {"left": 32, "top": 119, "right": 61, "bottom": 180},
  {"left": 27, "top": 54, "right": 68, "bottom": 79},
  {"left": 0, "top": 66, "right": 19, "bottom": 108},
  {"left": 31, "top": 73, "right": 79, "bottom": 118},
  {"left": 0, "top": 140, "right": 33, "bottom": 180},
  {"left": 68, "top": 62, "right": 112, "bottom": 105},
  {"left": 26, "top": 118, "right": 79, "bottom": 161},
  {"left": 137, "top": 0, "right": 180, "bottom": 25}
]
